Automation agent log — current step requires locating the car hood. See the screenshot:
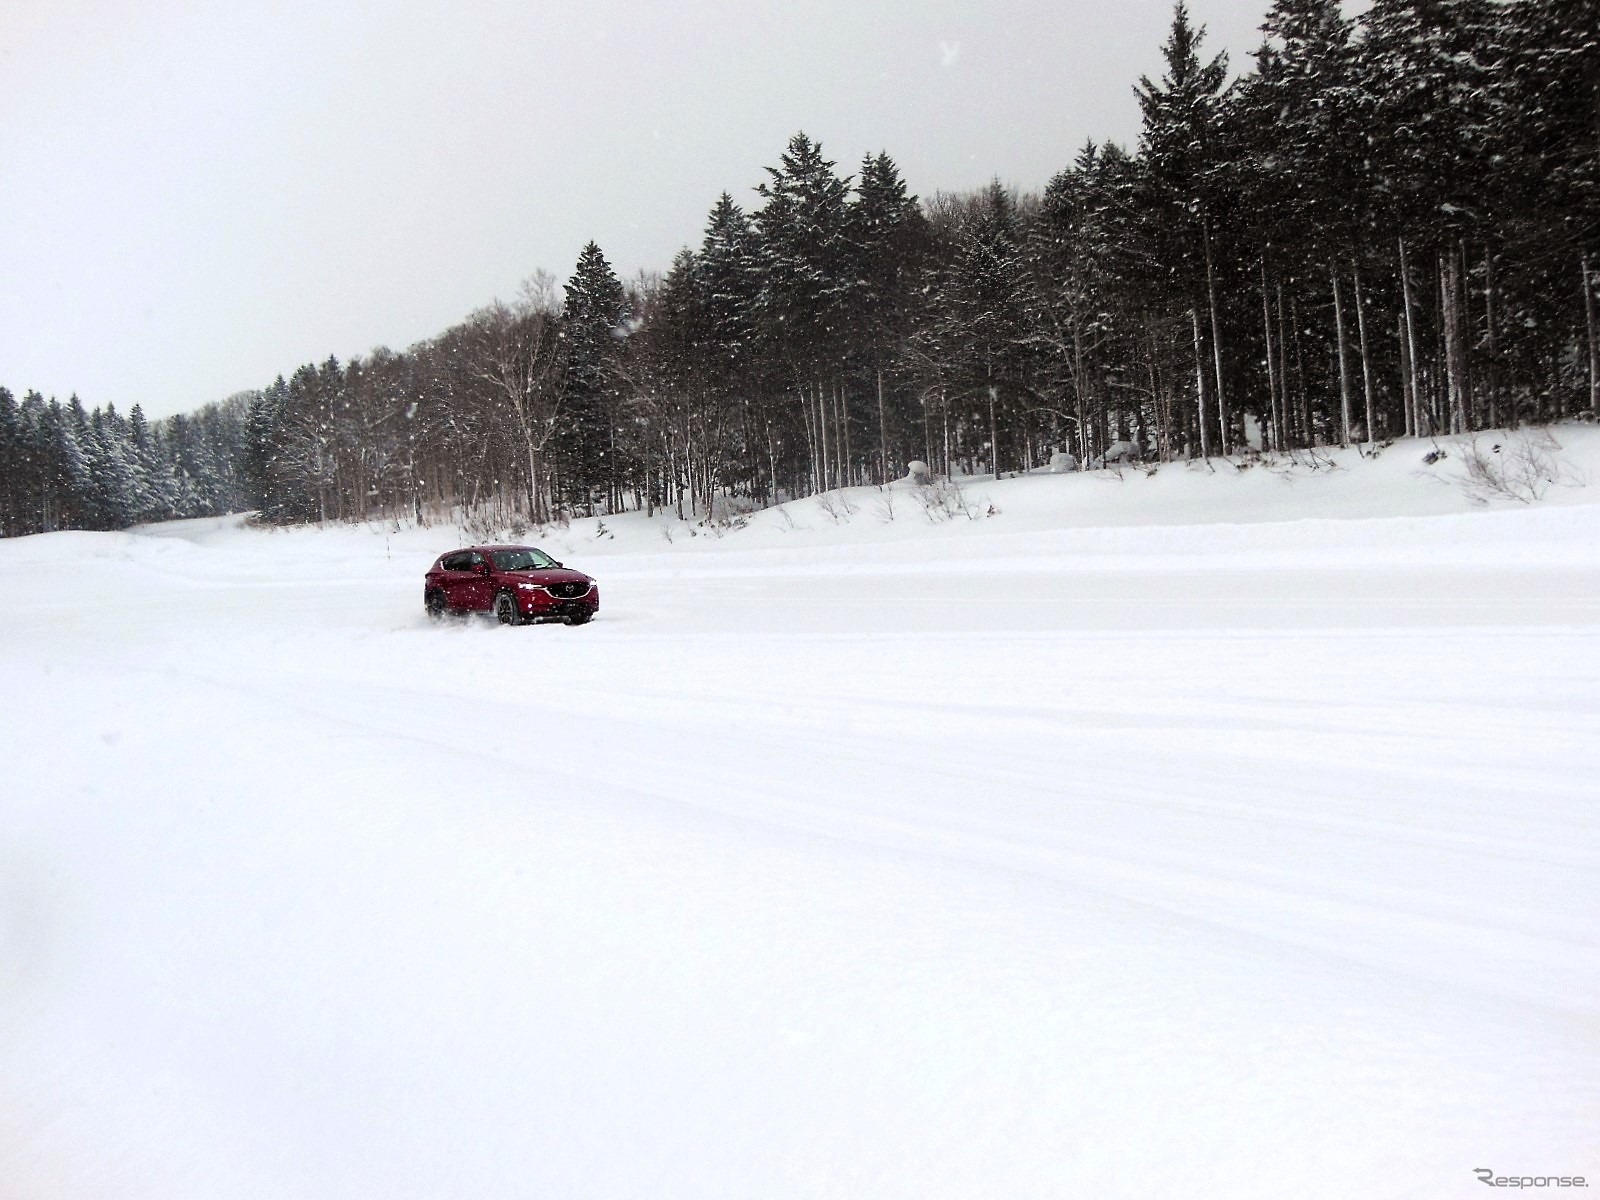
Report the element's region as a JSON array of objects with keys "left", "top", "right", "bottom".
[{"left": 502, "top": 568, "right": 592, "bottom": 585}]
